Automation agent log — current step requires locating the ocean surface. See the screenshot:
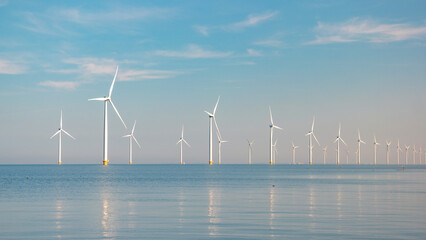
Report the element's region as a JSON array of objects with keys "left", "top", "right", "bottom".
[{"left": 1, "top": 164, "right": 425, "bottom": 239}]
